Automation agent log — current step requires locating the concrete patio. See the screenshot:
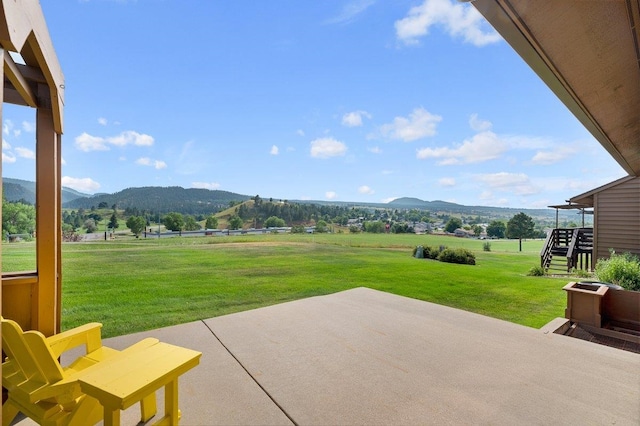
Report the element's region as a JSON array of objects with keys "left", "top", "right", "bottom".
[{"left": 14, "top": 287, "right": 640, "bottom": 425}]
